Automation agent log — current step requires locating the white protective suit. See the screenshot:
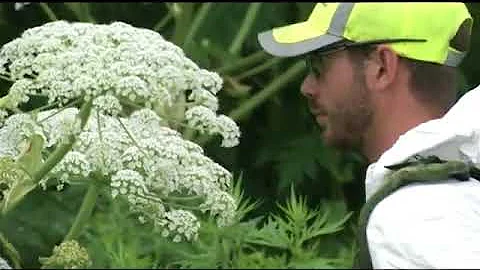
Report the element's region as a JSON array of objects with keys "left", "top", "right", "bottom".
[{"left": 365, "top": 85, "right": 480, "bottom": 269}]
